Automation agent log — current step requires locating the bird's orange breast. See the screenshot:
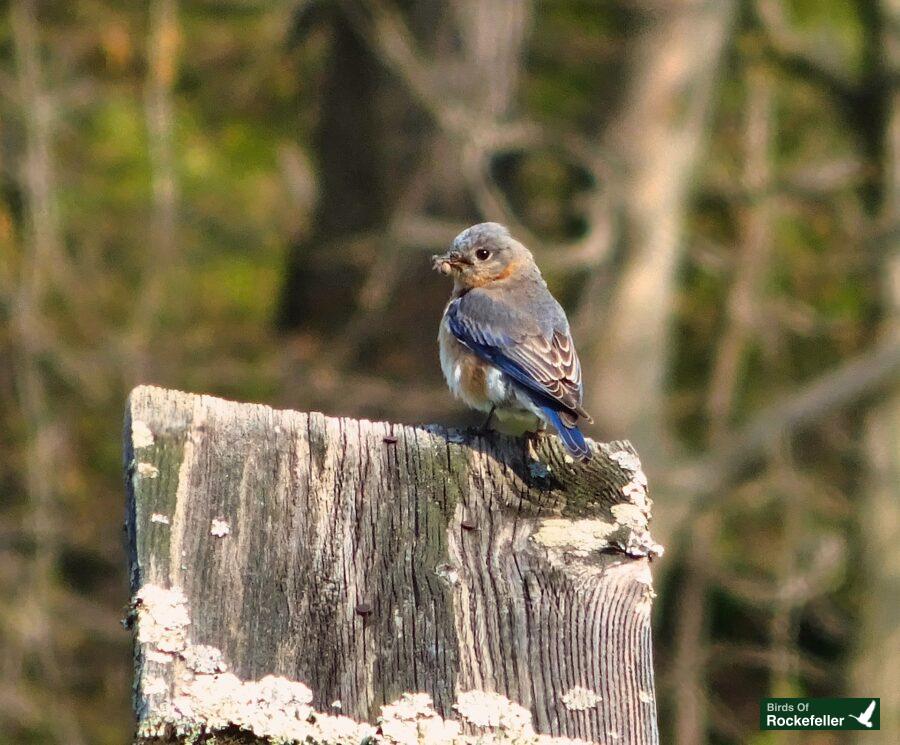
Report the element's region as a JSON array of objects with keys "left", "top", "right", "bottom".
[{"left": 439, "top": 320, "right": 493, "bottom": 410}]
